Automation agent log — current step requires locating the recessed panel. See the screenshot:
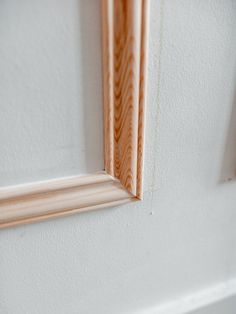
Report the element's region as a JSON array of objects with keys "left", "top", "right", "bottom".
[{"left": 0, "top": 0, "right": 103, "bottom": 187}]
